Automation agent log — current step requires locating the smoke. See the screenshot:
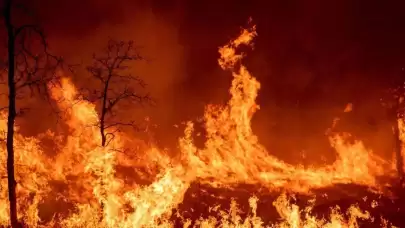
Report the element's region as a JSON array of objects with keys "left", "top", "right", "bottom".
[
  {"left": 5, "top": 0, "right": 405, "bottom": 162},
  {"left": 14, "top": 1, "right": 189, "bottom": 148}
]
